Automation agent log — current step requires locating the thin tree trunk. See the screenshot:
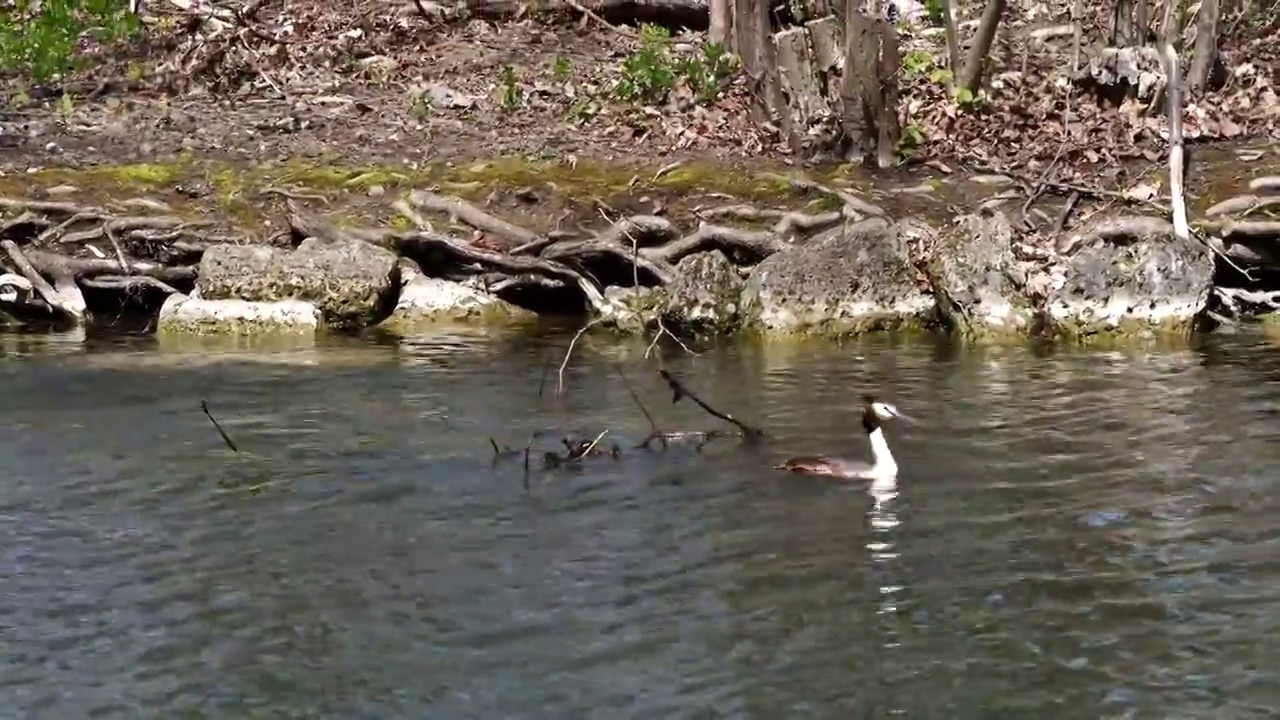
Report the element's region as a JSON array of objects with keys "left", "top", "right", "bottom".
[
  {"left": 1186, "top": 0, "right": 1220, "bottom": 92},
  {"left": 1135, "top": 0, "right": 1148, "bottom": 42},
  {"left": 957, "top": 0, "right": 1006, "bottom": 92},
  {"left": 710, "top": 0, "right": 732, "bottom": 46},
  {"left": 941, "top": 0, "right": 962, "bottom": 80}
]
